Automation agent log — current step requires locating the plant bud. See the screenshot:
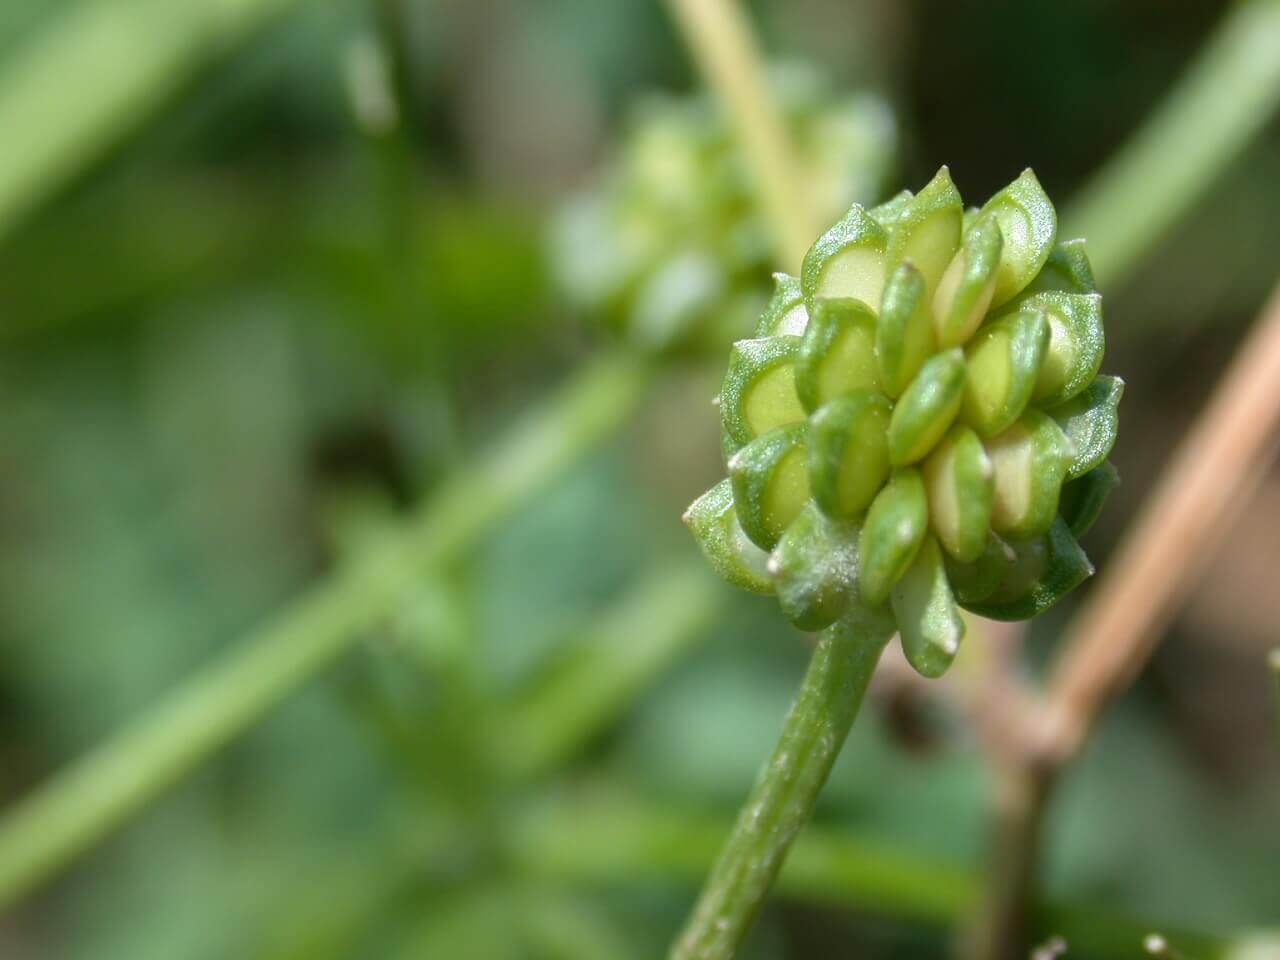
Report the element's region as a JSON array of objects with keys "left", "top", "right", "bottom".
[
  {"left": 892, "top": 537, "right": 965, "bottom": 678},
  {"left": 729, "top": 423, "right": 811, "bottom": 550},
  {"left": 801, "top": 204, "right": 888, "bottom": 308},
  {"left": 961, "top": 308, "right": 1050, "bottom": 436},
  {"left": 923, "top": 425, "right": 994, "bottom": 563},
  {"left": 719, "top": 336, "right": 806, "bottom": 455},
  {"left": 795, "top": 298, "right": 880, "bottom": 411},
  {"left": 858, "top": 469, "right": 928, "bottom": 607},
  {"left": 877, "top": 262, "right": 937, "bottom": 397},
  {"left": 887, "top": 348, "right": 967, "bottom": 465},
  {"left": 808, "top": 391, "right": 892, "bottom": 519}
]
